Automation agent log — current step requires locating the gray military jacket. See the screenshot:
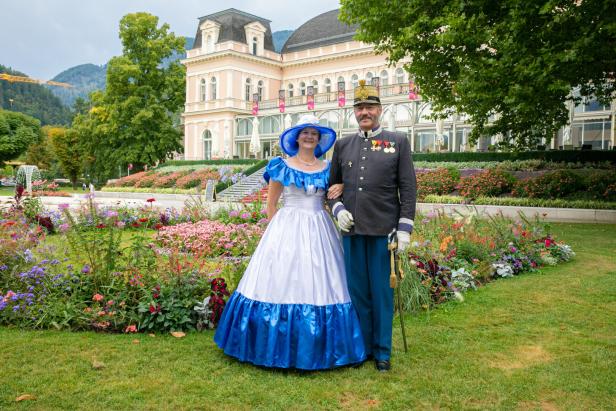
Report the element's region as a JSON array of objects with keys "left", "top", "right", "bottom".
[{"left": 328, "top": 127, "right": 417, "bottom": 236}]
